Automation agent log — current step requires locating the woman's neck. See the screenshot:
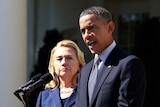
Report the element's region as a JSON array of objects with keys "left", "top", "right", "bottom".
[
  {"left": 59, "top": 78, "right": 75, "bottom": 88},
  {"left": 59, "top": 86, "right": 75, "bottom": 99}
]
